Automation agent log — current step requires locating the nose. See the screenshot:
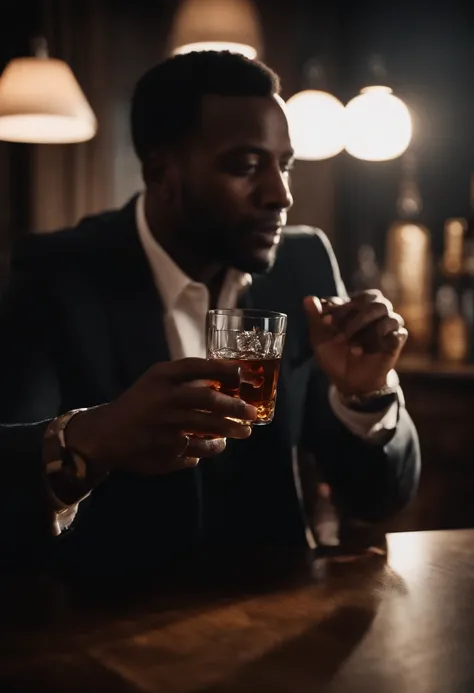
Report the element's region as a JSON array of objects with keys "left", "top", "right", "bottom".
[{"left": 257, "top": 165, "right": 293, "bottom": 212}]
